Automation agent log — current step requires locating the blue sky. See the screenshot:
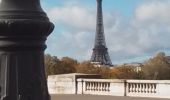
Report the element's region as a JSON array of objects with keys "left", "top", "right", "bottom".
[
  {"left": 42, "top": 0, "right": 140, "bottom": 16},
  {"left": 41, "top": 0, "right": 170, "bottom": 64}
]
